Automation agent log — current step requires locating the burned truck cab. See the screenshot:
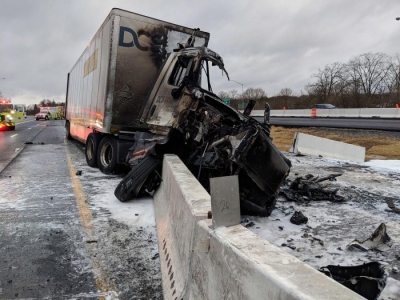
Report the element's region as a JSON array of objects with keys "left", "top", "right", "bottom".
[
  {"left": 141, "top": 46, "right": 232, "bottom": 134},
  {"left": 120, "top": 42, "right": 291, "bottom": 217}
]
